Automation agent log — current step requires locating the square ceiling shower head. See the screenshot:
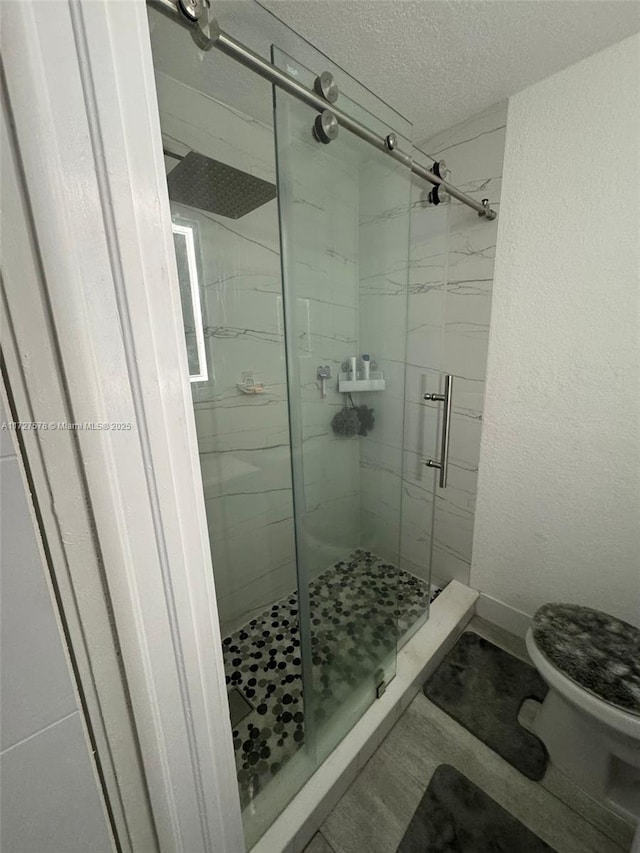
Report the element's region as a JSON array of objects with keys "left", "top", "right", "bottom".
[{"left": 167, "top": 151, "right": 277, "bottom": 220}]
